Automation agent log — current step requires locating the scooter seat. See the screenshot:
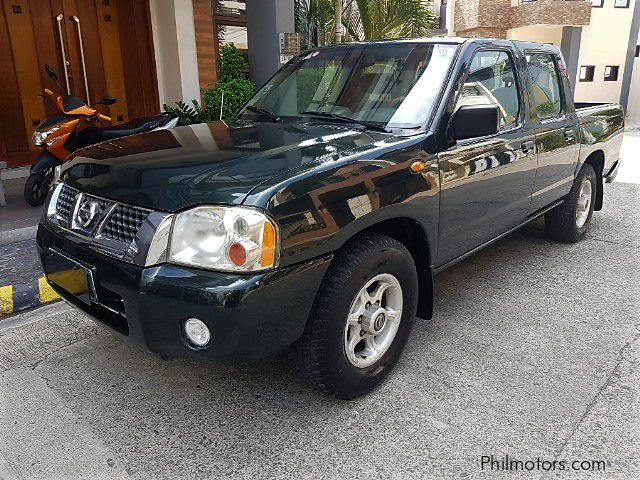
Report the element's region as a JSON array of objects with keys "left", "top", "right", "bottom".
[{"left": 97, "top": 114, "right": 176, "bottom": 141}]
